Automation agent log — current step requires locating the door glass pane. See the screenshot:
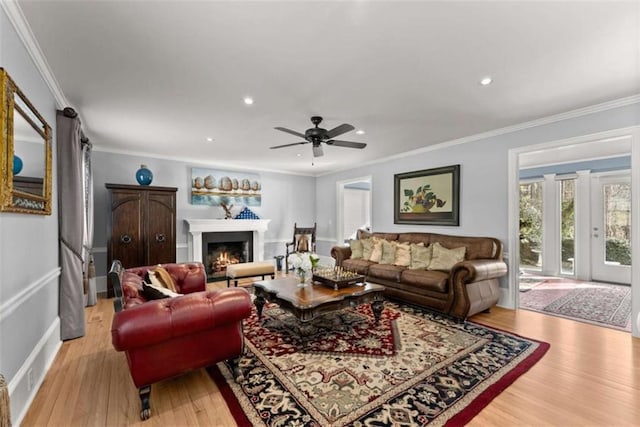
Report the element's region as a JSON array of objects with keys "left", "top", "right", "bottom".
[
  {"left": 519, "top": 182, "right": 543, "bottom": 271},
  {"left": 603, "top": 183, "right": 631, "bottom": 266},
  {"left": 560, "top": 179, "right": 575, "bottom": 275}
]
